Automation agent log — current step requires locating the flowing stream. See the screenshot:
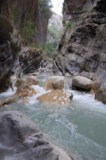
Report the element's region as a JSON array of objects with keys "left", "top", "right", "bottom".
[{"left": 0, "top": 74, "right": 106, "bottom": 160}]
